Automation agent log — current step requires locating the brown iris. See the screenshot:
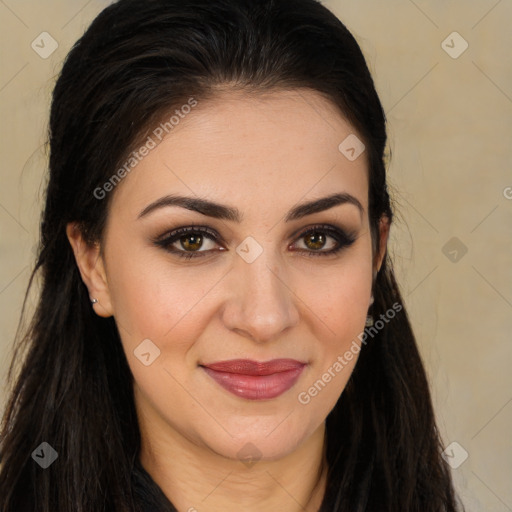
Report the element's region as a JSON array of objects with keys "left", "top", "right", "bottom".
[
  {"left": 304, "top": 231, "right": 326, "bottom": 250},
  {"left": 180, "top": 233, "right": 203, "bottom": 251}
]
